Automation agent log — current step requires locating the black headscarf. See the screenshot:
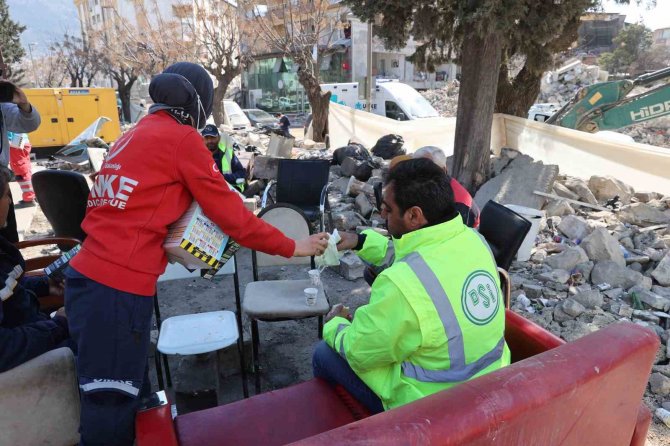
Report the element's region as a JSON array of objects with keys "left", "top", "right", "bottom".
[{"left": 148, "top": 62, "right": 214, "bottom": 129}]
